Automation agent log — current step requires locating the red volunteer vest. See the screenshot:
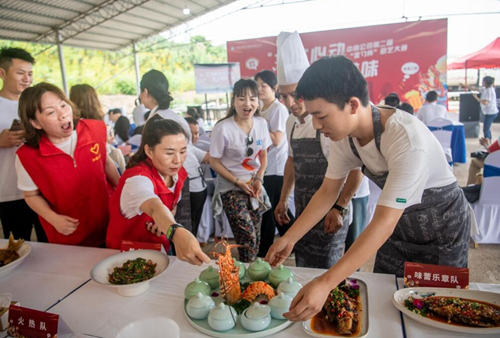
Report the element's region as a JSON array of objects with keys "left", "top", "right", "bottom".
[
  {"left": 17, "top": 119, "right": 110, "bottom": 246},
  {"left": 106, "top": 159, "right": 187, "bottom": 251}
]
